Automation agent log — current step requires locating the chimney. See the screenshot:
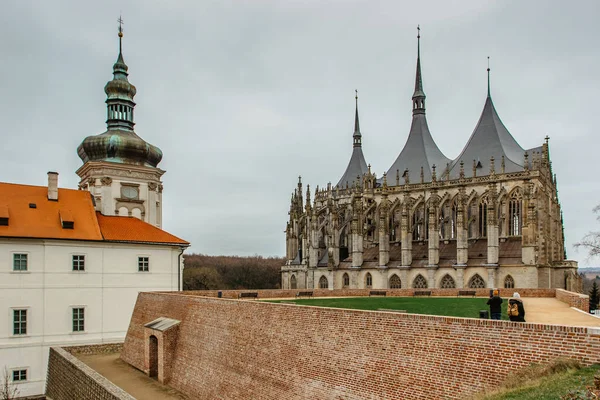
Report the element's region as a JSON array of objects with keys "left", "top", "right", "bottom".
[{"left": 48, "top": 171, "right": 58, "bottom": 201}]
